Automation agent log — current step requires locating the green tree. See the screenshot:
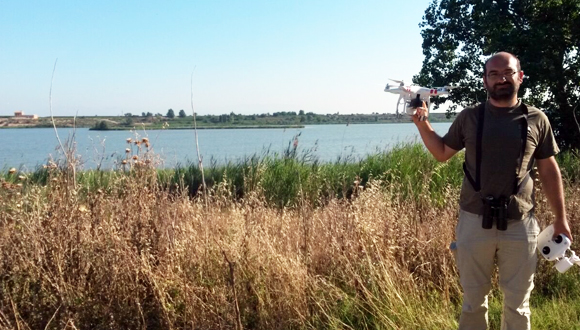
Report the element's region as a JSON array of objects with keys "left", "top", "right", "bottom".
[
  {"left": 416, "top": 0, "right": 580, "bottom": 150},
  {"left": 94, "top": 121, "right": 109, "bottom": 130},
  {"left": 166, "top": 109, "right": 175, "bottom": 119},
  {"left": 178, "top": 109, "right": 186, "bottom": 118}
]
